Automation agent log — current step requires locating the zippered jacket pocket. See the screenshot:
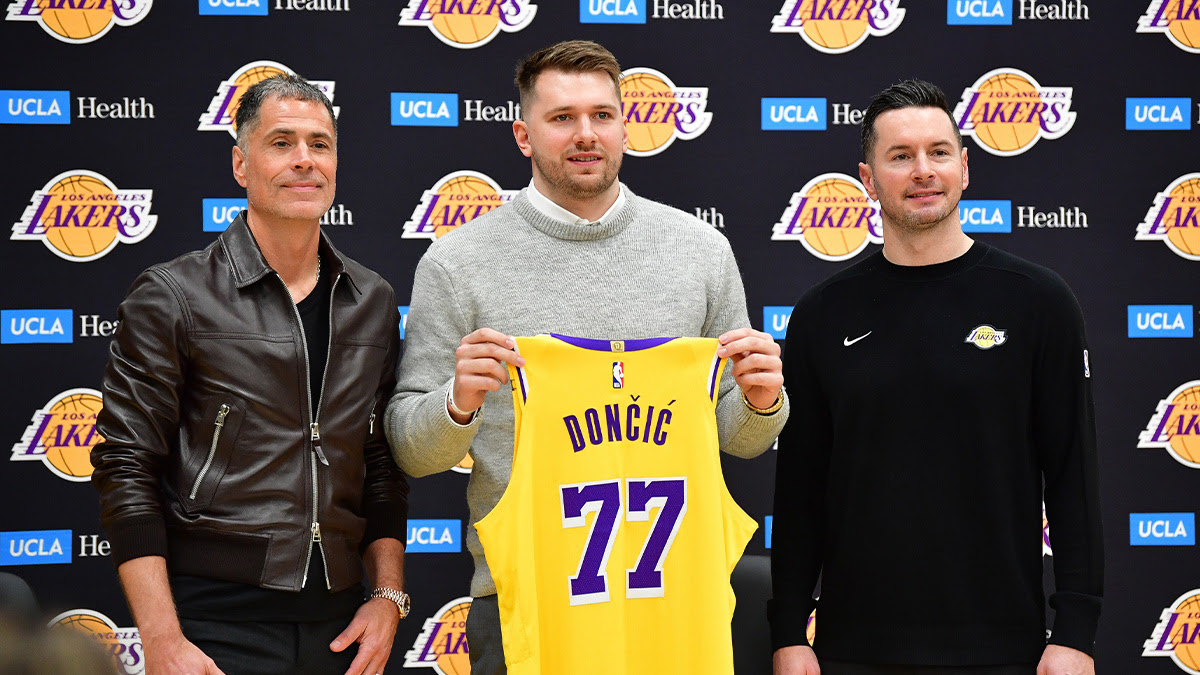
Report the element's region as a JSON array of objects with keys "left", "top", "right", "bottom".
[{"left": 182, "top": 400, "right": 245, "bottom": 513}]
